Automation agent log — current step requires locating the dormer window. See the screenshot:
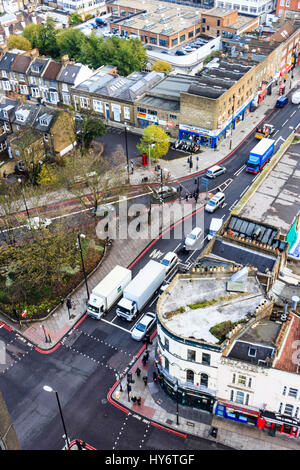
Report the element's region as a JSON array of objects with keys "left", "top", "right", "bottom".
[
  {"left": 31, "top": 65, "right": 40, "bottom": 73},
  {"left": 16, "top": 109, "right": 30, "bottom": 123},
  {"left": 39, "top": 113, "right": 52, "bottom": 127}
]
